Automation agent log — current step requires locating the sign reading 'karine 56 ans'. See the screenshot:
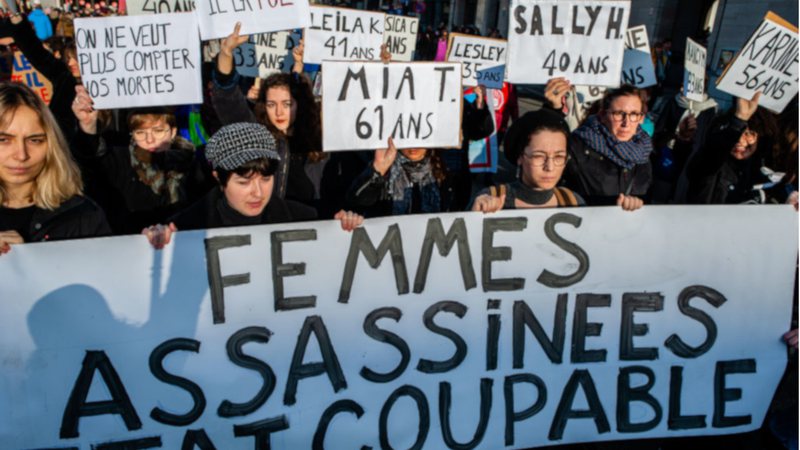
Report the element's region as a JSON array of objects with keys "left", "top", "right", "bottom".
[
  {"left": 506, "top": 0, "right": 630, "bottom": 86},
  {"left": 322, "top": 61, "right": 462, "bottom": 151},
  {"left": 717, "top": 11, "right": 799, "bottom": 113}
]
